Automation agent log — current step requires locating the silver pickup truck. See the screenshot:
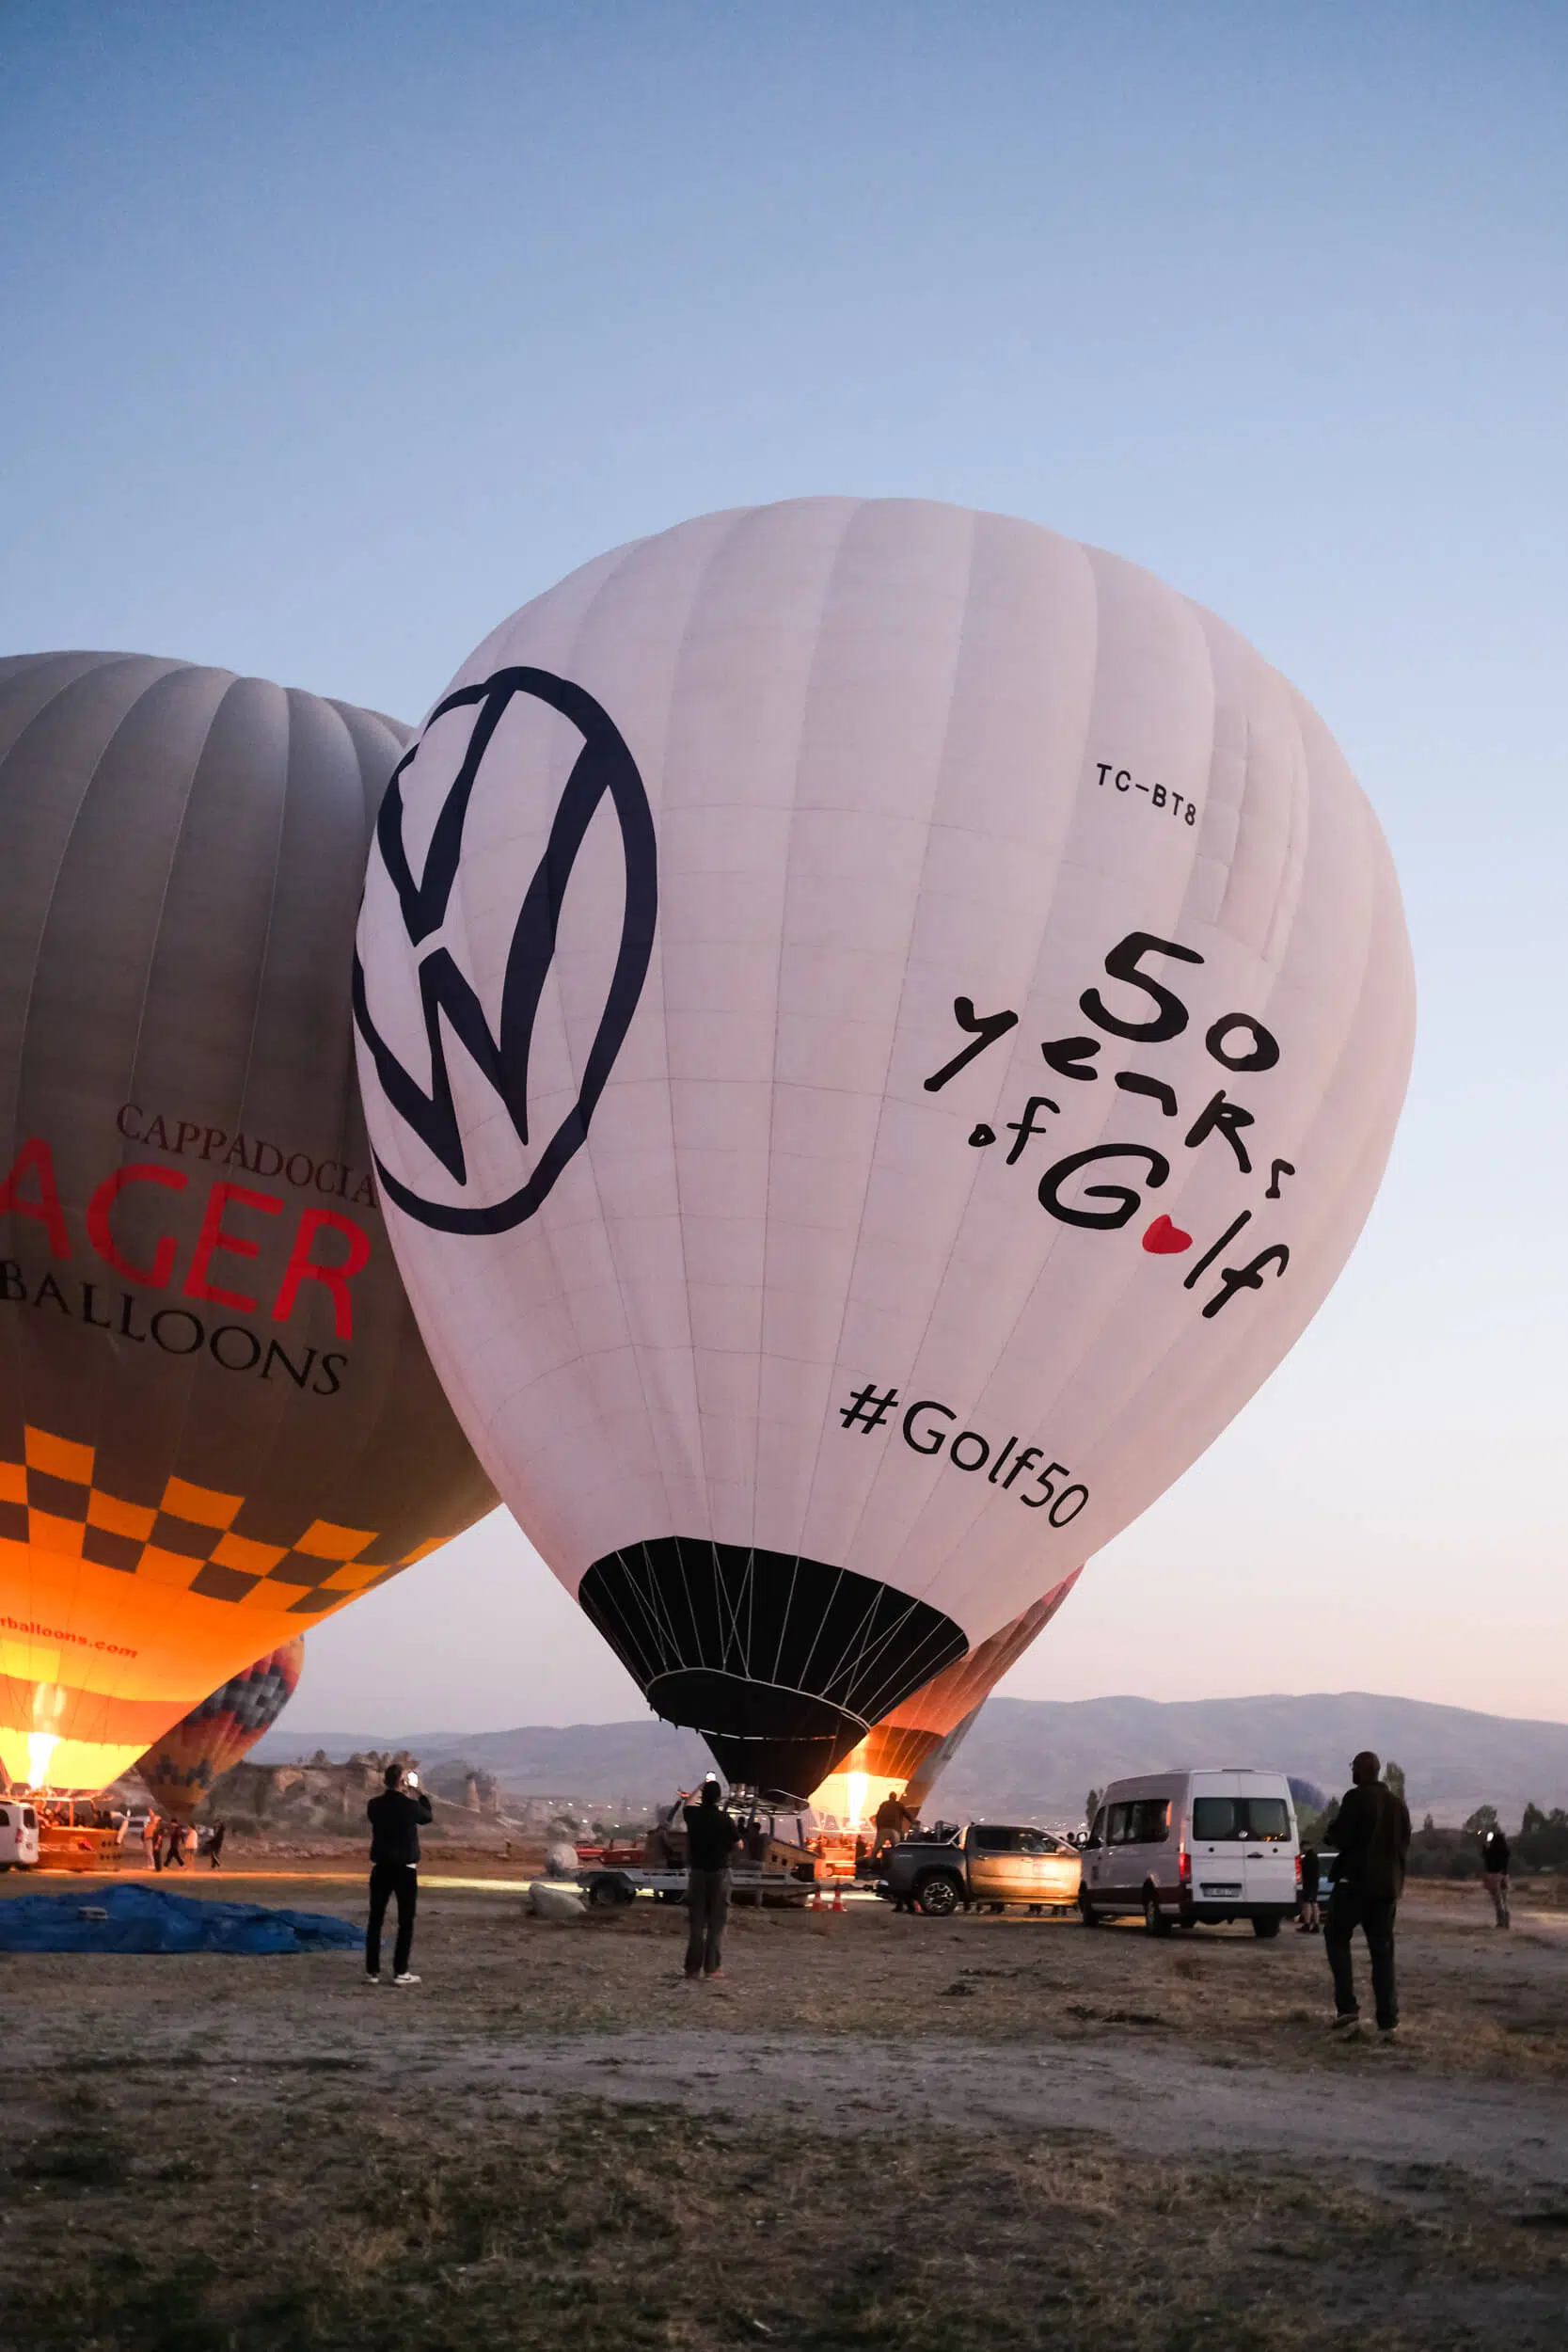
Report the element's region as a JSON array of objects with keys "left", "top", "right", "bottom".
[{"left": 879, "top": 1823, "right": 1082, "bottom": 1915}]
